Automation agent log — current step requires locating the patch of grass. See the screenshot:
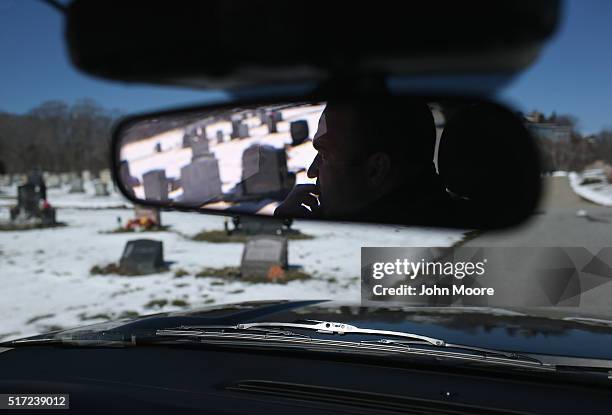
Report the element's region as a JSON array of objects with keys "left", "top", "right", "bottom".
[
  {"left": 229, "top": 289, "right": 245, "bottom": 294},
  {"left": 196, "top": 267, "right": 241, "bottom": 278},
  {"left": 174, "top": 268, "right": 190, "bottom": 278},
  {"left": 117, "top": 310, "right": 140, "bottom": 319},
  {"left": 195, "top": 266, "right": 312, "bottom": 284},
  {"left": 144, "top": 299, "right": 168, "bottom": 309},
  {"left": 78, "top": 313, "right": 112, "bottom": 321},
  {"left": 171, "top": 299, "right": 190, "bottom": 307},
  {"left": 39, "top": 325, "right": 65, "bottom": 333},
  {"left": 190, "top": 230, "right": 313, "bottom": 243},
  {"left": 174, "top": 283, "right": 190, "bottom": 288},
  {"left": 90, "top": 262, "right": 168, "bottom": 276},
  {"left": 100, "top": 225, "right": 171, "bottom": 234},
  {"left": 203, "top": 298, "right": 215, "bottom": 304},
  {"left": 0, "top": 222, "right": 67, "bottom": 232},
  {"left": 580, "top": 177, "right": 603, "bottom": 186},
  {"left": 26, "top": 314, "right": 55, "bottom": 324}
]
